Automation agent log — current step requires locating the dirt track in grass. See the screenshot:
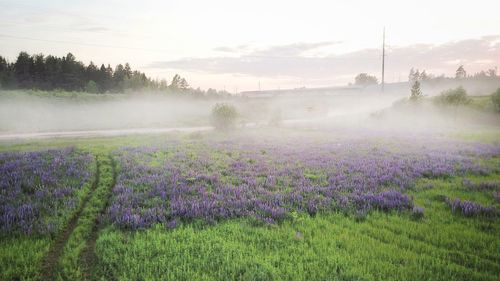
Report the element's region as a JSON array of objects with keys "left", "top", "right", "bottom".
[
  {"left": 39, "top": 157, "right": 100, "bottom": 281},
  {"left": 80, "top": 156, "right": 117, "bottom": 281}
]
